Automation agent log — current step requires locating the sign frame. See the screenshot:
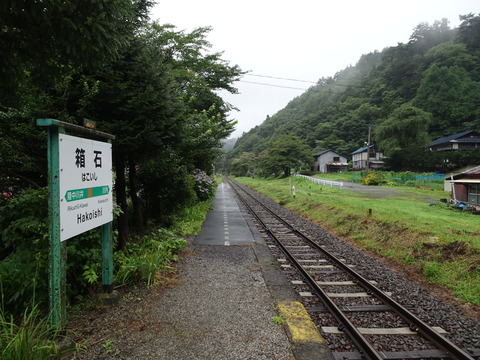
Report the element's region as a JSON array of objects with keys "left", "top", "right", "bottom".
[{"left": 37, "top": 118, "right": 115, "bottom": 330}]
